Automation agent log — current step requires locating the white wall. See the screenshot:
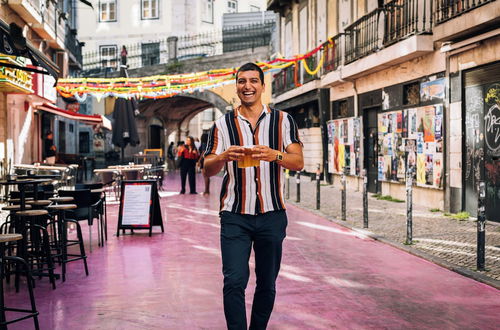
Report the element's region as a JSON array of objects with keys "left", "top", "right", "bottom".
[{"left": 78, "top": 0, "right": 267, "bottom": 54}]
